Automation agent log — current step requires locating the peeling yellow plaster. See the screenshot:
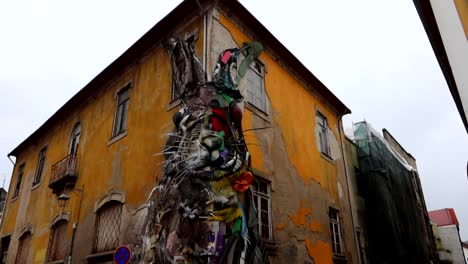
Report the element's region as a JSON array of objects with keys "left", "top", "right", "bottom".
[
  {"left": 305, "top": 238, "right": 334, "bottom": 264},
  {"left": 288, "top": 206, "right": 312, "bottom": 228},
  {"left": 276, "top": 222, "right": 287, "bottom": 230},
  {"left": 309, "top": 221, "right": 323, "bottom": 233},
  {"left": 217, "top": 13, "right": 343, "bottom": 191}
]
